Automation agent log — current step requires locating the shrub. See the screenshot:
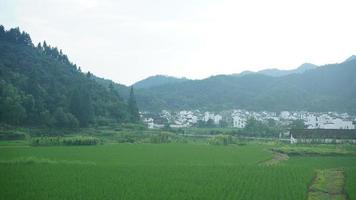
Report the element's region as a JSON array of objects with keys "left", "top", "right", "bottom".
[
  {"left": 208, "top": 134, "right": 234, "bottom": 145},
  {"left": 61, "top": 136, "right": 101, "bottom": 146},
  {"left": 30, "top": 136, "right": 101, "bottom": 146},
  {"left": 0, "top": 131, "right": 26, "bottom": 140},
  {"left": 150, "top": 132, "right": 175, "bottom": 144}
]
